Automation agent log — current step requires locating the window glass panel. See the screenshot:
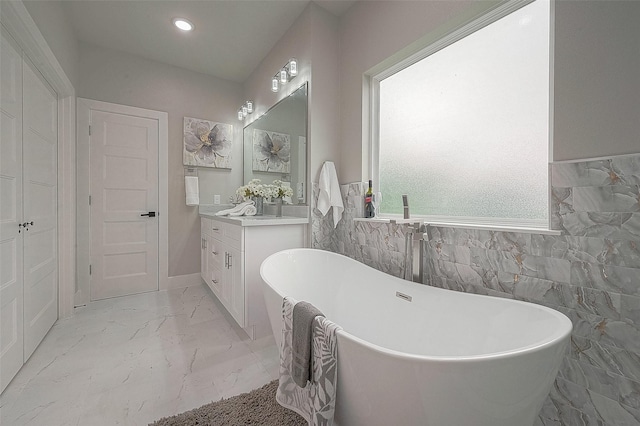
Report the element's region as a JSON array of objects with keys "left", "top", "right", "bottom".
[{"left": 378, "top": 0, "right": 549, "bottom": 223}]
